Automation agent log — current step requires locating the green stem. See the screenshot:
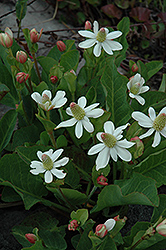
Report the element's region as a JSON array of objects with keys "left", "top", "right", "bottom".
[
  {"left": 28, "top": 77, "right": 33, "bottom": 93},
  {"left": 130, "top": 238, "right": 143, "bottom": 250},
  {"left": 59, "top": 187, "right": 77, "bottom": 210},
  {"left": 48, "top": 130, "right": 57, "bottom": 149},
  {"left": 32, "top": 52, "right": 41, "bottom": 82},
  {"left": 86, "top": 180, "right": 92, "bottom": 196},
  {"left": 17, "top": 20, "right": 21, "bottom": 41},
  {"left": 85, "top": 186, "right": 97, "bottom": 206},
  {"left": 40, "top": 197, "right": 71, "bottom": 214}
]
